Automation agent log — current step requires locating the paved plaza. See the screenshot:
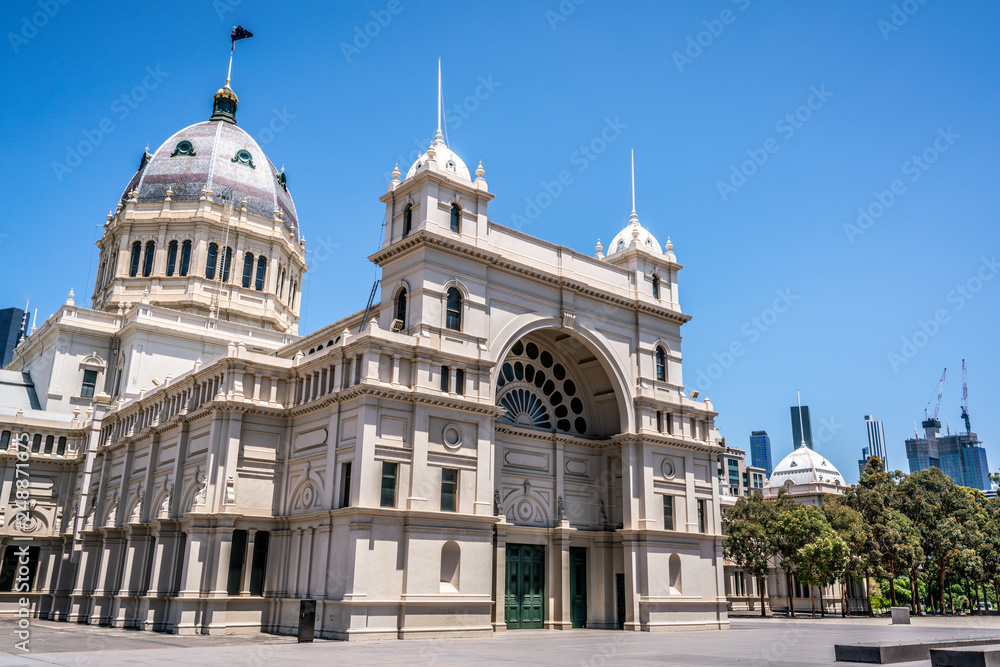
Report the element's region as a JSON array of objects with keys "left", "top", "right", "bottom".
[{"left": 0, "top": 616, "right": 998, "bottom": 666}]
